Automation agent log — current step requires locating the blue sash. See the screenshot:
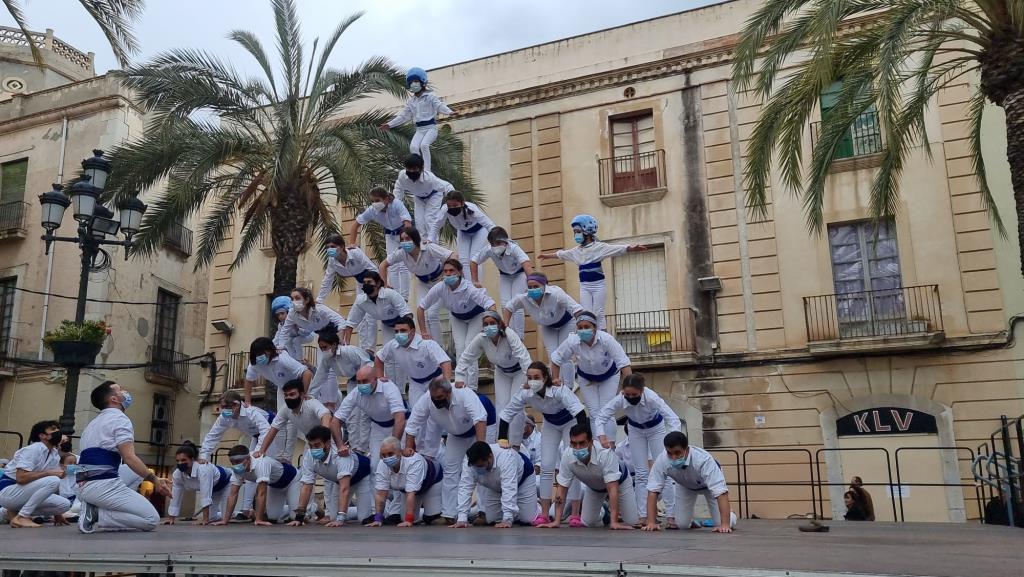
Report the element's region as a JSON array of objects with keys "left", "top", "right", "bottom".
[
  {"left": 499, "top": 267, "right": 525, "bottom": 277},
  {"left": 451, "top": 304, "right": 486, "bottom": 321},
  {"left": 518, "top": 451, "right": 534, "bottom": 486},
  {"left": 351, "top": 453, "right": 372, "bottom": 486},
  {"left": 596, "top": 462, "right": 631, "bottom": 492},
  {"left": 416, "top": 265, "right": 443, "bottom": 284},
  {"left": 371, "top": 416, "right": 395, "bottom": 428},
  {"left": 0, "top": 473, "right": 15, "bottom": 492},
  {"left": 627, "top": 413, "right": 664, "bottom": 430},
  {"left": 212, "top": 465, "right": 231, "bottom": 493},
  {"left": 415, "top": 119, "right": 437, "bottom": 127},
  {"left": 419, "top": 457, "right": 443, "bottom": 493},
  {"left": 460, "top": 223, "right": 483, "bottom": 235},
  {"left": 381, "top": 316, "right": 404, "bottom": 328},
  {"left": 78, "top": 447, "right": 122, "bottom": 481},
  {"left": 384, "top": 225, "right": 404, "bottom": 236},
  {"left": 579, "top": 262, "right": 605, "bottom": 283},
  {"left": 577, "top": 364, "right": 618, "bottom": 383},
  {"left": 495, "top": 362, "right": 521, "bottom": 375},
  {"left": 416, "top": 189, "right": 439, "bottom": 200},
  {"left": 543, "top": 408, "right": 574, "bottom": 426},
  {"left": 269, "top": 463, "right": 298, "bottom": 489},
  {"left": 544, "top": 310, "right": 573, "bottom": 329},
  {"left": 410, "top": 365, "right": 443, "bottom": 384},
  {"left": 479, "top": 393, "right": 497, "bottom": 426}
]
